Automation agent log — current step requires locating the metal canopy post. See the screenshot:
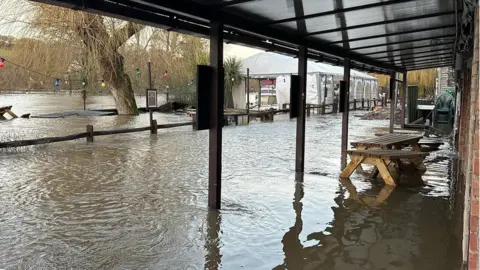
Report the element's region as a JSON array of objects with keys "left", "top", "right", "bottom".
[
  {"left": 400, "top": 71, "right": 407, "bottom": 128},
  {"left": 246, "top": 68, "right": 250, "bottom": 122},
  {"left": 295, "top": 46, "right": 308, "bottom": 173},
  {"left": 389, "top": 72, "right": 396, "bottom": 133},
  {"left": 341, "top": 59, "right": 351, "bottom": 169},
  {"left": 208, "top": 20, "right": 224, "bottom": 210}
]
